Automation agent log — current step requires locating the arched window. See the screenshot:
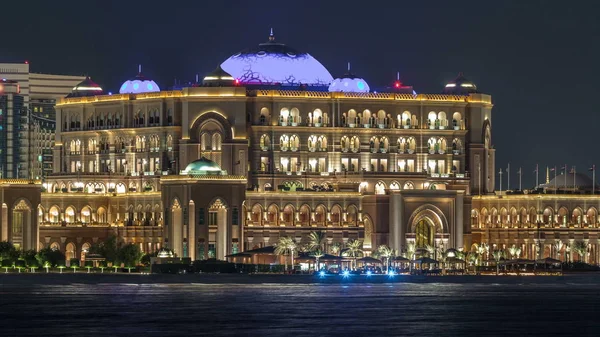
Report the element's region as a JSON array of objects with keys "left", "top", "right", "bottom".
[
  {"left": 401, "top": 111, "right": 412, "bottom": 128},
  {"left": 280, "top": 135, "right": 290, "bottom": 151},
  {"left": 280, "top": 108, "right": 290, "bottom": 126},
  {"left": 390, "top": 181, "right": 400, "bottom": 190},
  {"left": 452, "top": 112, "right": 462, "bottom": 130},
  {"left": 403, "top": 181, "right": 414, "bottom": 190},
  {"left": 369, "top": 136, "right": 379, "bottom": 153},
  {"left": 212, "top": 133, "right": 222, "bottom": 151},
  {"left": 428, "top": 137, "right": 437, "bottom": 153},
  {"left": 260, "top": 134, "right": 270, "bottom": 150},
  {"left": 307, "top": 135, "right": 317, "bottom": 152},
  {"left": 587, "top": 207, "right": 598, "bottom": 226},
  {"left": 317, "top": 135, "right": 327, "bottom": 151},
  {"left": 452, "top": 138, "right": 463, "bottom": 154},
  {"left": 375, "top": 181, "right": 386, "bottom": 195},
  {"left": 397, "top": 137, "right": 406, "bottom": 153},
  {"left": 350, "top": 136, "right": 360, "bottom": 153},
  {"left": 362, "top": 109, "right": 372, "bottom": 126},
  {"left": 81, "top": 206, "right": 92, "bottom": 224},
  {"left": 340, "top": 136, "right": 349, "bottom": 152},
  {"left": 437, "top": 138, "right": 447, "bottom": 154},
  {"left": 437, "top": 111, "right": 447, "bottom": 129},
  {"left": 290, "top": 108, "right": 300, "bottom": 125},
  {"left": 380, "top": 136, "right": 389, "bottom": 153},
  {"left": 65, "top": 206, "right": 76, "bottom": 223},
  {"left": 283, "top": 205, "right": 295, "bottom": 225},
  {"left": 200, "top": 133, "right": 210, "bottom": 151},
  {"left": 406, "top": 137, "right": 416, "bottom": 153},
  {"left": 87, "top": 139, "right": 97, "bottom": 154},
  {"left": 347, "top": 109, "right": 357, "bottom": 127},
  {"left": 260, "top": 107, "right": 270, "bottom": 125},
  {"left": 427, "top": 111, "right": 437, "bottom": 129},
  {"left": 290, "top": 135, "right": 300, "bottom": 151},
  {"left": 558, "top": 207, "right": 568, "bottom": 226},
  {"left": 313, "top": 109, "right": 323, "bottom": 126},
  {"left": 167, "top": 135, "right": 173, "bottom": 151}
]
